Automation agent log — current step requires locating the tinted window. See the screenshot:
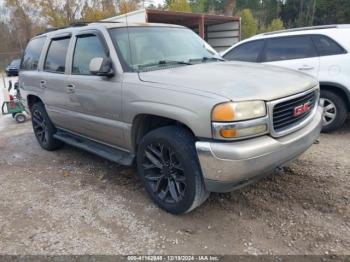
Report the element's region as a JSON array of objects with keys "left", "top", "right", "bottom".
[
  {"left": 263, "top": 36, "right": 317, "bottom": 62},
  {"left": 44, "top": 37, "right": 70, "bottom": 73},
  {"left": 312, "top": 35, "right": 346, "bottom": 56},
  {"left": 224, "top": 40, "right": 264, "bottom": 62},
  {"left": 72, "top": 35, "right": 107, "bottom": 75},
  {"left": 21, "top": 37, "right": 46, "bottom": 70}
]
